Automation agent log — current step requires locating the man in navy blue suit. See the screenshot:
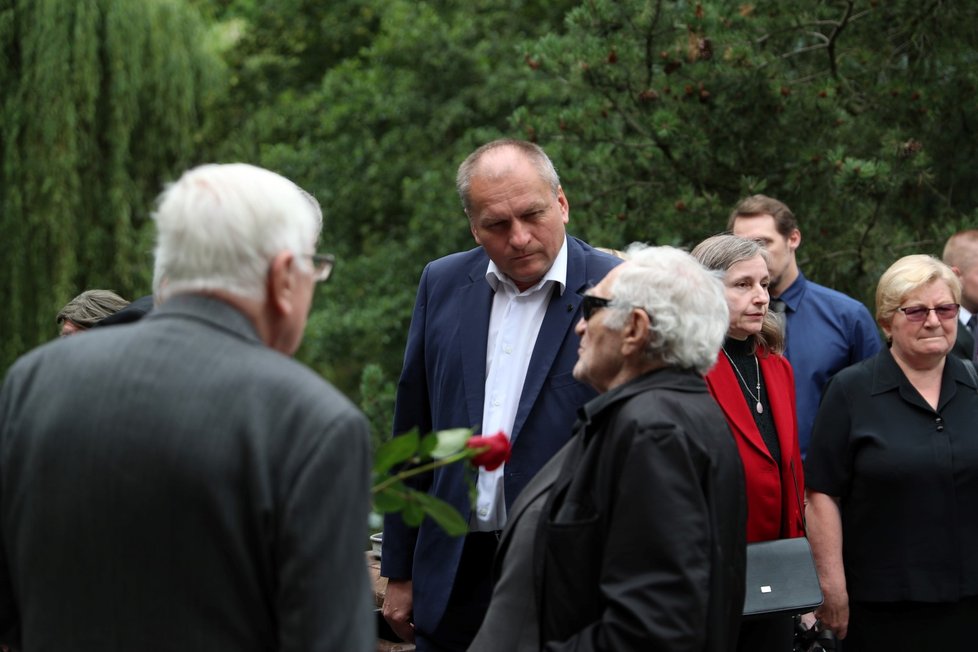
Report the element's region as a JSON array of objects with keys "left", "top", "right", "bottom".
[{"left": 380, "top": 139, "right": 622, "bottom": 651}]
